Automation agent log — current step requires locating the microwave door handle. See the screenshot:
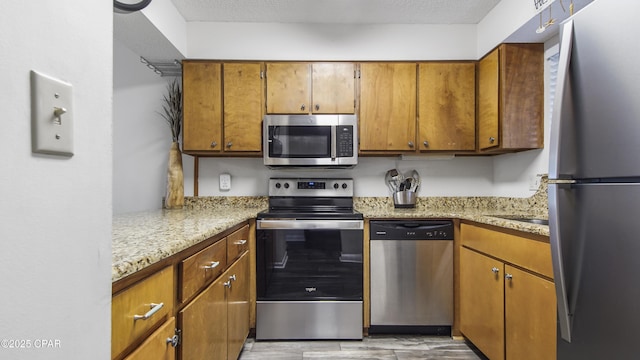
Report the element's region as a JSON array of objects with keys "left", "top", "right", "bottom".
[{"left": 331, "top": 126, "right": 337, "bottom": 161}]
